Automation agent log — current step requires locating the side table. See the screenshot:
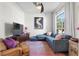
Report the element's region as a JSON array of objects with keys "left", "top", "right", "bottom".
[{"left": 69, "top": 38, "right": 79, "bottom": 56}]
